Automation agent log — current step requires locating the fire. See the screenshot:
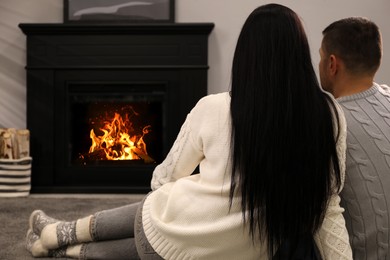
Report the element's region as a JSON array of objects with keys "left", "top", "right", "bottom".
[{"left": 88, "top": 112, "right": 153, "bottom": 162}]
